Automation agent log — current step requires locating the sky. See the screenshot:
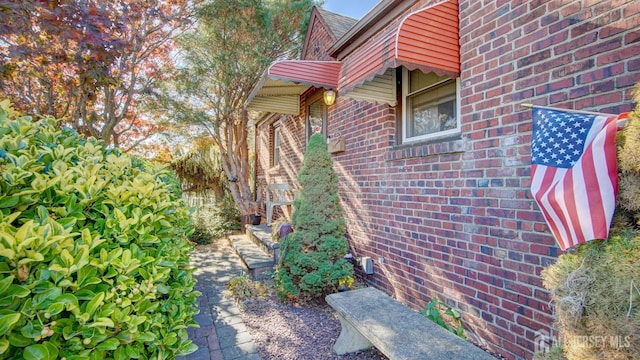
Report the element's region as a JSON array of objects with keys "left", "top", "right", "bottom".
[{"left": 322, "top": 0, "right": 380, "bottom": 19}]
